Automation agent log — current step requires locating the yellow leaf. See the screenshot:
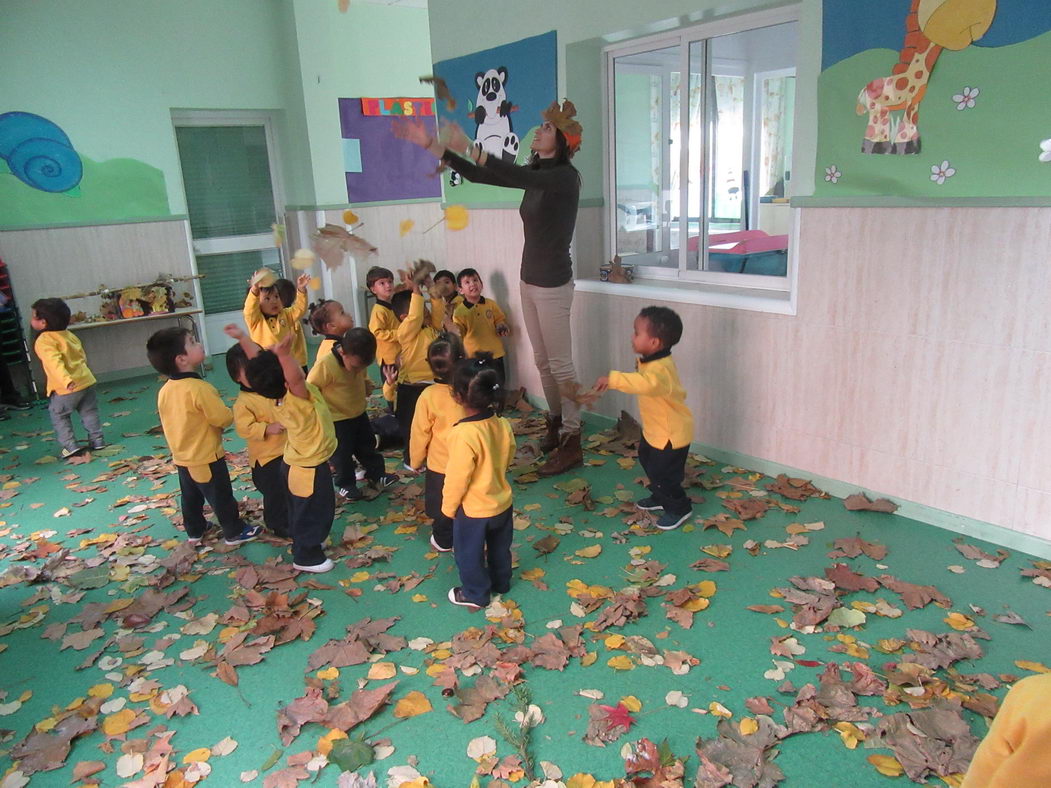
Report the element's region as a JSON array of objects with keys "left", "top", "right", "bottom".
[
  {"left": 102, "top": 708, "right": 137, "bottom": 736},
  {"left": 309, "top": 276, "right": 321, "bottom": 291},
  {"left": 394, "top": 524, "right": 417, "bottom": 534},
  {"left": 393, "top": 690, "right": 432, "bottom": 718},
  {"left": 182, "top": 748, "right": 211, "bottom": 764},
  {"left": 521, "top": 568, "right": 545, "bottom": 581},
  {"left": 367, "top": 662, "right": 397, "bottom": 680},
  {"left": 709, "top": 701, "right": 732, "bottom": 718},
  {"left": 444, "top": 204, "right": 469, "bottom": 231},
  {"left": 694, "top": 580, "right": 717, "bottom": 598},
  {"left": 411, "top": 593, "right": 428, "bottom": 603},
  {"left": 317, "top": 728, "right": 348, "bottom": 756},
  {"left": 566, "top": 775, "right": 599, "bottom": 788},
  {"left": 399, "top": 219, "right": 415, "bottom": 236},
  {"left": 739, "top": 717, "right": 759, "bottom": 735},
  {"left": 350, "top": 571, "right": 370, "bottom": 583},
  {"left": 424, "top": 663, "right": 447, "bottom": 677},
  {"left": 944, "top": 612, "right": 975, "bottom": 631},
  {"left": 1015, "top": 660, "right": 1051, "bottom": 674},
  {"left": 575, "top": 544, "right": 602, "bottom": 559},
  {"left": 834, "top": 721, "right": 866, "bottom": 749},
  {"left": 316, "top": 667, "right": 340, "bottom": 680},
  {"left": 619, "top": 695, "right": 642, "bottom": 712},
  {"left": 867, "top": 754, "right": 904, "bottom": 777},
  {"left": 682, "top": 597, "right": 711, "bottom": 613},
  {"left": 939, "top": 775, "right": 965, "bottom": 787},
  {"left": 88, "top": 683, "right": 113, "bottom": 699},
  {"left": 342, "top": 209, "right": 359, "bottom": 225},
  {"left": 702, "top": 544, "right": 732, "bottom": 559},
  {"left": 607, "top": 655, "right": 635, "bottom": 671},
  {"left": 603, "top": 634, "right": 625, "bottom": 649},
  {"left": 34, "top": 716, "right": 57, "bottom": 732},
  {"left": 581, "top": 651, "right": 597, "bottom": 666}
]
